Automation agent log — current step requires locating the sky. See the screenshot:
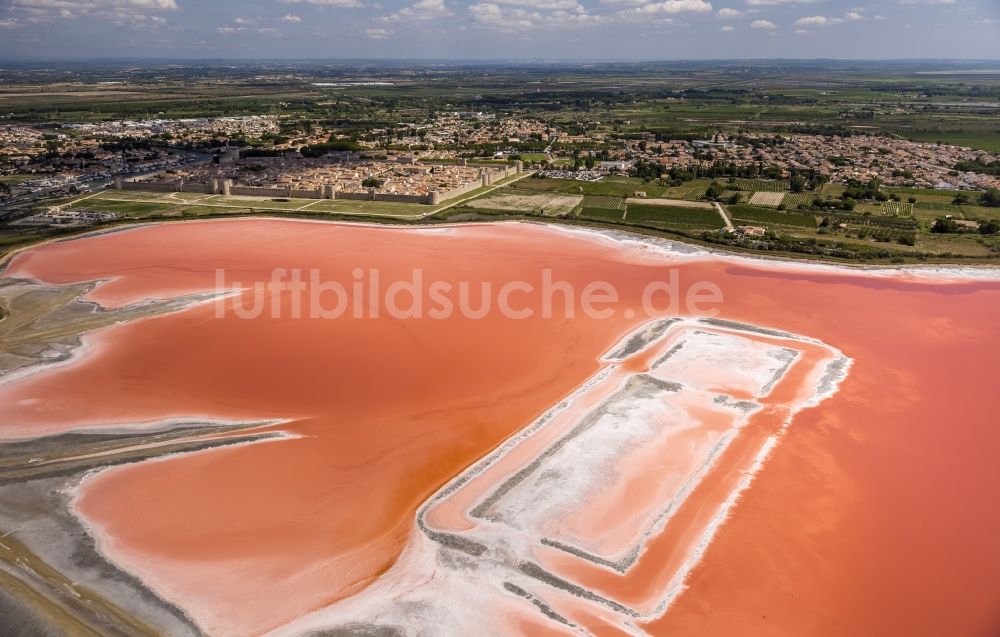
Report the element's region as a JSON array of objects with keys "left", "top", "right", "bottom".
[{"left": 0, "top": 0, "right": 998, "bottom": 60}]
